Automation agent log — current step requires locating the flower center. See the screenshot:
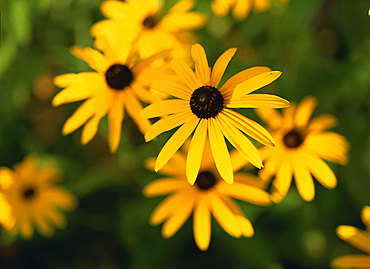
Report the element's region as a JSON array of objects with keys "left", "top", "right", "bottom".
[
  {"left": 142, "top": 15, "right": 157, "bottom": 29},
  {"left": 283, "top": 130, "right": 304, "bottom": 148},
  {"left": 195, "top": 171, "right": 217, "bottom": 190},
  {"left": 105, "top": 64, "right": 133, "bottom": 90},
  {"left": 190, "top": 86, "right": 224, "bottom": 119},
  {"left": 22, "top": 186, "right": 37, "bottom": 201}
]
